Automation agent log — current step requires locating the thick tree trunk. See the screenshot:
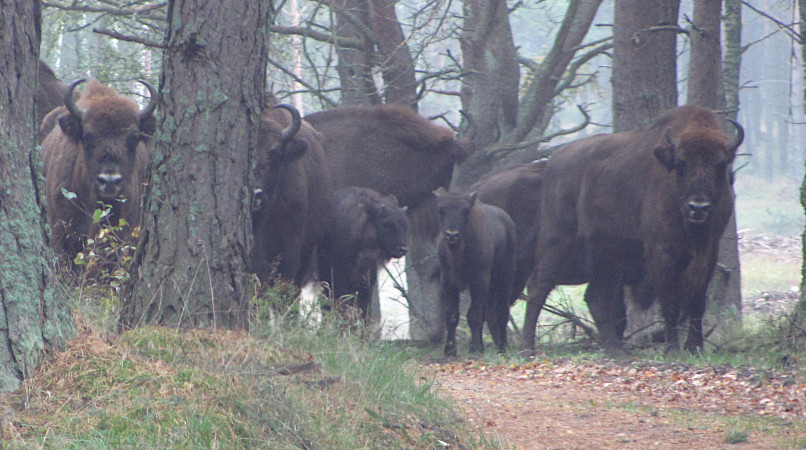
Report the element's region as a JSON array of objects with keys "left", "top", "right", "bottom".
[
  {"left": 713, "top": 0, "right": 744, "bottom": 325},
  {"left": 612, "top": 0, "right": 680, "bottom": 132},
  {"left": 121, "top": 0, "right": 271, "bottom": 330},
  {"left": 0, "top": 0, "right": 74, "bottom": 392},
  {"left": 370, "top": 0, "right": 417, "bottom": 107},
  {"left": 333, "top": 0, "right": 382, "bottom": 105},
  {"left": 614, "top": 0, "right": 680, "bottom": 338},
  {"left": 795, "top": 0, "right": 806, "bottom": 326}
]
